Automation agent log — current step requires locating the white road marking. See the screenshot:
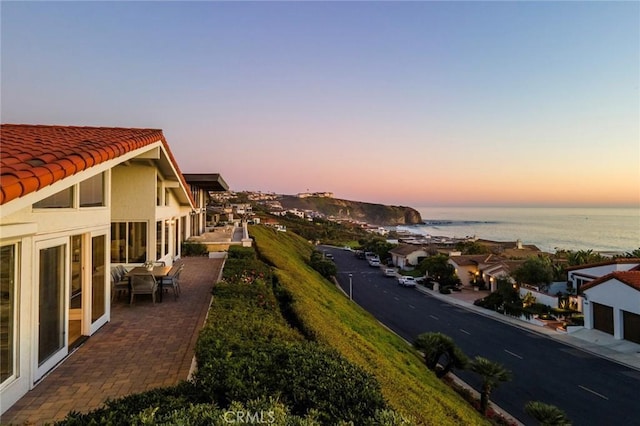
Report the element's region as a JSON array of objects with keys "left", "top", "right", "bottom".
[
  {"left": 408, "top": 304, "right": 415, "bottom": 309},
  {"left": 394, "top": 297, "right": 400, "bottom": 301},
  {"left": 429, "top": 315, "right": 439, "bottom": 320},
  {"left": 504, "top": 349, "right": 523, "bottom": 359},
  {"left": 579, "top": 385, "right": 609, "bottom": 400},
  {"left": 460, "top": 329, "right": 471, "bottom": 335}
]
